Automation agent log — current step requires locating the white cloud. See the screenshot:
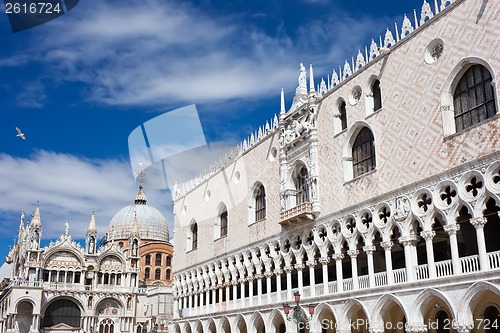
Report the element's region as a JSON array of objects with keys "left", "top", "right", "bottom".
[
  {"left": 14, "top": 81, "right": 46, "bottom": 108},
  {"left": 16, "top": 0, "right": 391, "bottom": 107},
  {"left": 0, "top": 151, "right": 173, "bottom": 242}
]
